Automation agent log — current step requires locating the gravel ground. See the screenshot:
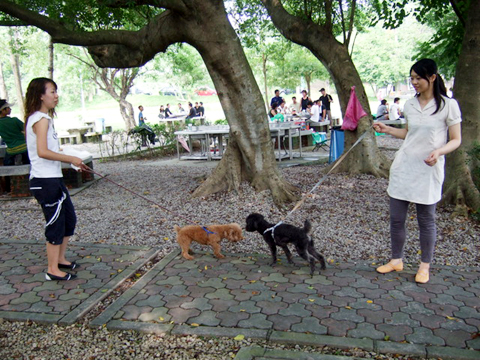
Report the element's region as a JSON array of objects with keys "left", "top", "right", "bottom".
[{"left": 0, "top": 135, "right": 478, "bottom": 359}]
